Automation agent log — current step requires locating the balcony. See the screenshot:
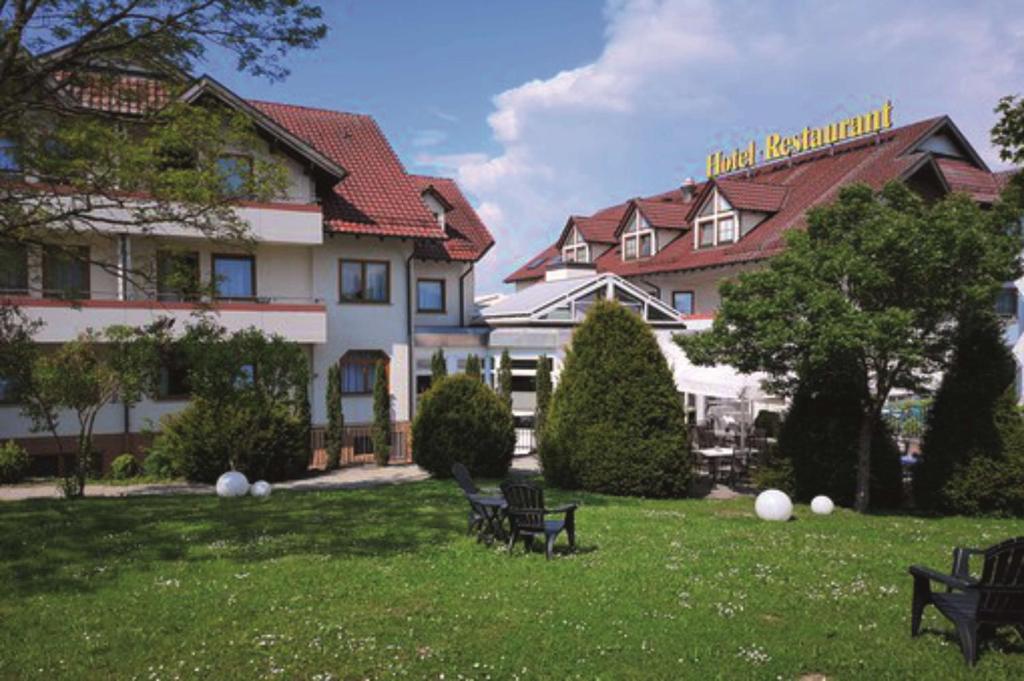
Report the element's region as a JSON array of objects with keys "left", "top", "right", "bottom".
[{"left": 3, "top": 290, "right": 327, "bottom": 343}]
